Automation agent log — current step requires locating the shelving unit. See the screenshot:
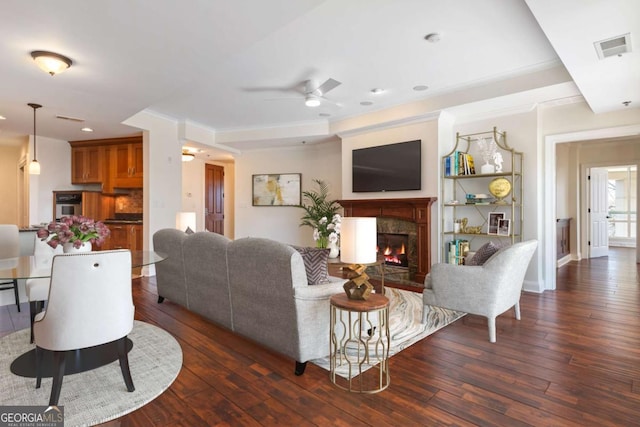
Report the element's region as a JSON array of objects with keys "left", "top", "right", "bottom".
[{"left": 441, "top": 127, "right": 523, "bottom": 263}]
